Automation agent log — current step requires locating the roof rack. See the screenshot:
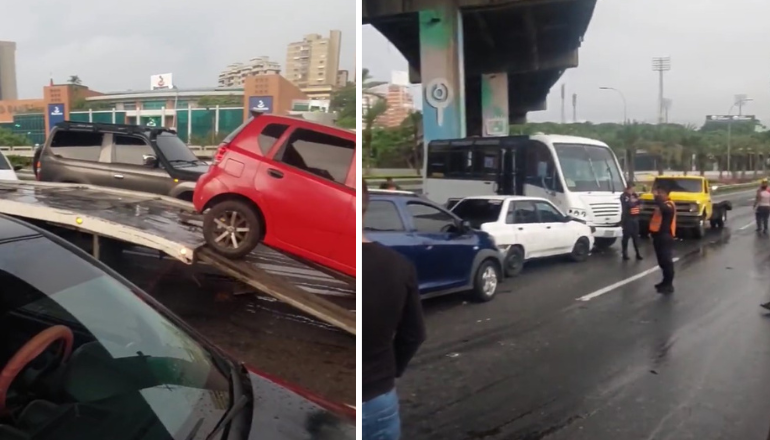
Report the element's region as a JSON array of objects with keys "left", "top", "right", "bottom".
[{"left": 55, "top": 121, "right": 177, "bottom": 135}]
